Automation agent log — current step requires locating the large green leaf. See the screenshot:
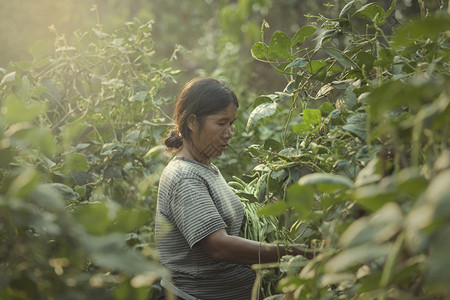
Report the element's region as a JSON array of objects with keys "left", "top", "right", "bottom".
[
  {"left": 257, "top": 201, "right": 287, "bottom": 217},
  {"left": 285, "top": 57, "right": 308, "bottom": 69},
  {"left": 426, "top": 224, "right": 450, "bottom": 293},
  {"left": 314, "top": 30, "right": 339, "bottom": 52},
  {"left": 291, "top": 26, "right": 316, "bottom": 47},
  {"left": 0, "top": 71, "right": 16, "bottom": 86},
  {"left": 353, "top": 185, "right": 396, "bottom": 211},
  {"left": 254, "top": 94, "right": 277, "bottom": 108},
  {"left": 73, "top": 203, "right": 110, "bottom": 235},
  {"left": 63, "top": 153, "right": 90, "bottom": 171},
  {"left": 366, "top": 80, "right": 419, "bottom": 121},
  {"left": 286, "top": 184, "right": 314, "bottom": 216},
  {"left": 40, "top": 183, "right": 79, "bottom": 202},
  {"left": 29, "top": 39, "right": 51, "bottom": 60},
  {"left": 246, "top": 101, "right": 277, "bottom": 131},
  {"left": 268, "top": 31, "right": 291, "bottom": 59},
  {"left": 340, "top": 203, "right": 403, "bottom": 248},
  {"left": 4, "top": 94, "right": 45, "bottom": 123},
  {"left": 303, "top": 108, "right": 322, "bottom": 125},
  {"left": 354, "top": 3, "right": 386, "bottom": 25},
  {"left": 292, "top": 123, "right": 311, "bottom": 134},
  {"left": 251, "top": 42, "right": 268, "bottom": 59},
  {"left": 355, "top": 51, "right": 376, "bottom": 71},
  {"left": 322, "top": 47, "right": 356, "bottom": 68},
  {"left": 393, "top": 16, "right": 450, "bottom": 47},
  {"left": 325, "top": 243, "right": 392, "bottom": 273},
  {"left": 298, "top": 173, "right": 354, "bottom": 193},
  {"left": 110, "top": 209, "right": 153, "bottom": 233},
  {"left": 342, "top": 113, "right": 366, "bottom": 140},
  {"left": 82, "top": 233, "right": 167, "bottom": 276},
  {"left": 339, "top": 0, "right": 356, "bottom": 18}
]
